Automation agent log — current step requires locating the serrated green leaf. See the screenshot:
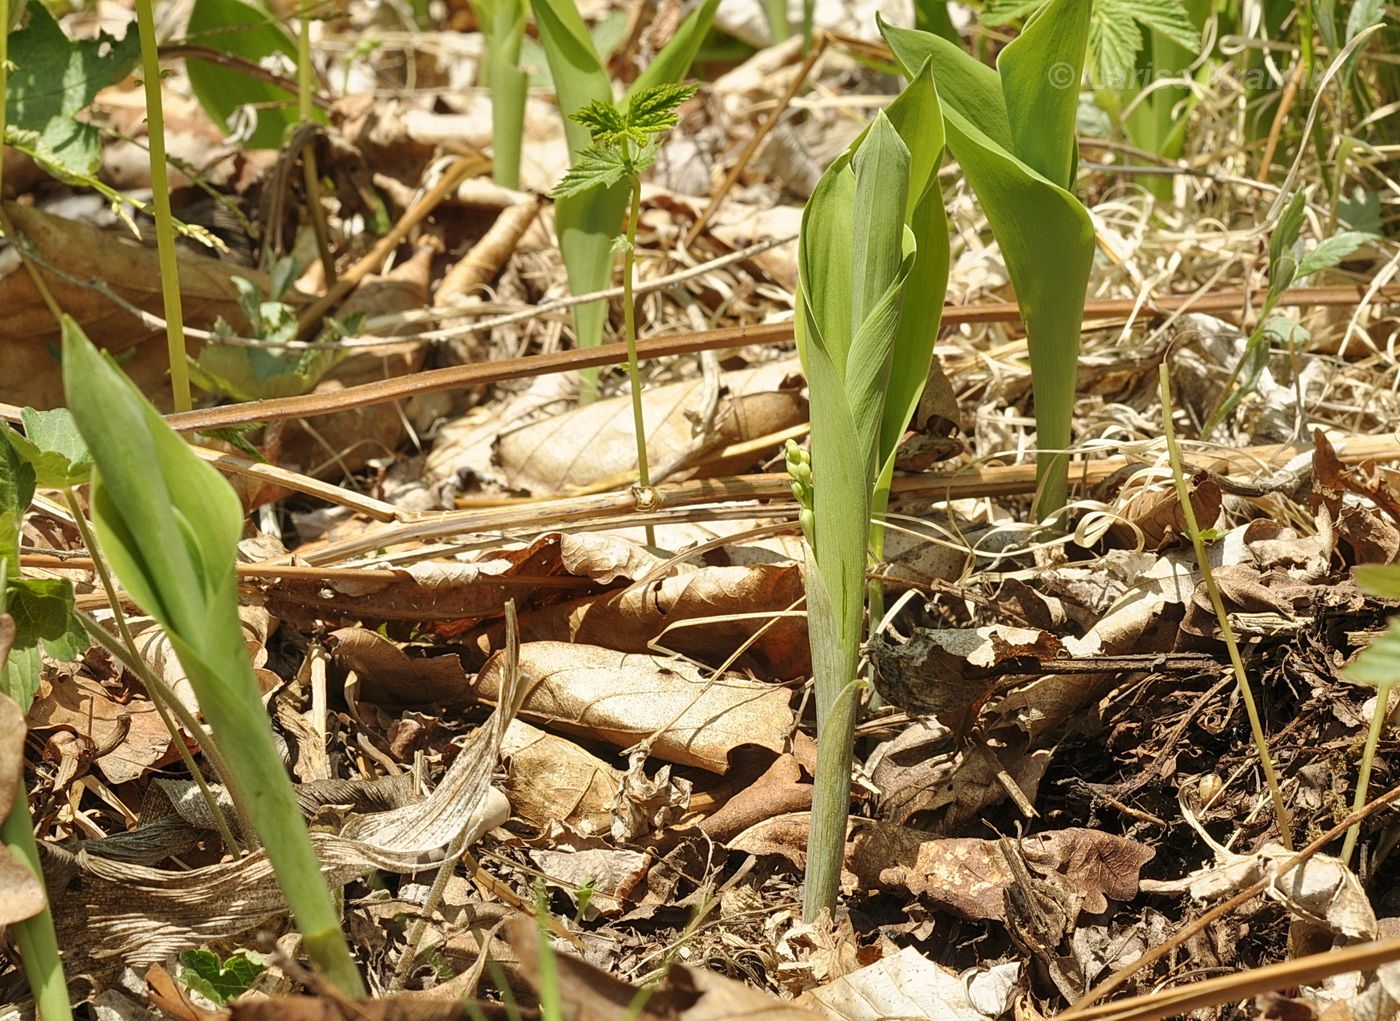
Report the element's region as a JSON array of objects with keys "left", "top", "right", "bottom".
[
  {"left": 1269, "top": 191, "right": 1308, "bottom": 271},
  {"left": 188, "top": 343, "right": 339, "bottom": 402},
  {"left": 1357, "top": 566, "right": 1400, "bottom": 600},
  {"left": 1114, "top": 0, "right": 1198, "bottom": 49},
  {"left": 550, "top": 144, "right": 631, "bottom": 198},
  {"left": 1296, "top": 232, "right": 1372, "bottom": 279},
  {"left": 981, "top": 0, "right": 1047, "bottom": 23},
  {"left": 5, "top": 1, "right": 140, "bottom": 178},
  {"left": 179, "top": 950, "right": 266, "bottom": 1006},
  {"left": 3, "top": 408, "right": 92, "bottom": 488},
  {"left": 570, "top": 99, "right": 628, "bottom": 143},
  {"left": 1090, "top": 0, "right": 1144, "bottom": 85},
  {"left": 625, "top": 82, "right": 699, "bottom": 136}
]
